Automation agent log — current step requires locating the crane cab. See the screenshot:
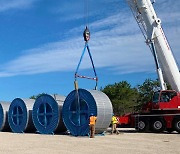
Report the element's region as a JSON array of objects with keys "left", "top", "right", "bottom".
[{"left": 152, "top": 90, "right": 180, "bottom": 110}]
